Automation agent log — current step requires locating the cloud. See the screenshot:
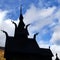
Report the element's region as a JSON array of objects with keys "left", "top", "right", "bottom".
[
  {"left": 50, "top": 30, "right": 60, "bottom": 45},
  {"left": 49, "top": 8, "right": 60, "bottom": 45},
  {"left": 23, "top": 4, "right": 56, "bottom": 36},
  {"left": 50, "top": 25, "right": 60, "bottom": 43},
  {"left": 0, "top": 31, "right": 6, "bottom": 47},
  {"left": 0, "top": 10, "right": 19, "bottom": 47},
  {"left": 24, "top": 4, "right": 56, "bottom": 24},
  {"left": 0, "top": 10, "right": 8, "bottom": 47}
]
